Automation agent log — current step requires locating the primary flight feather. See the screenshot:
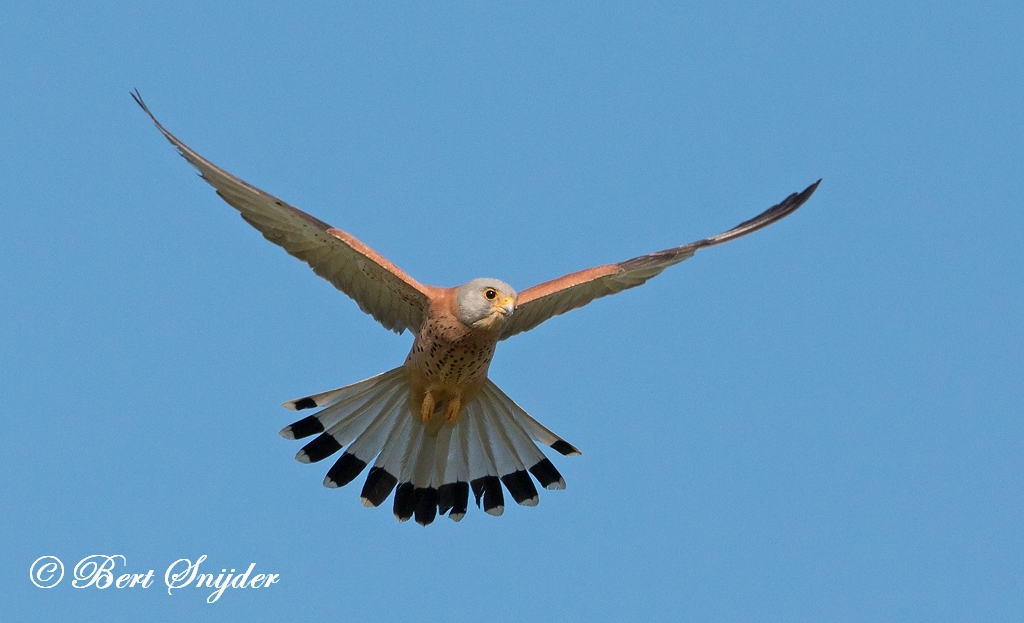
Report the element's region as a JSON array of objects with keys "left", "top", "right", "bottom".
[{"left": 133, "top": 91, "right": 819, "bottom": 525}]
